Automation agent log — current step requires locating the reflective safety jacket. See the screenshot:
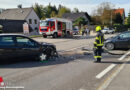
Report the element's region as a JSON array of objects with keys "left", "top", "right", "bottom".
[{"left": 94, "top": 31, "right": 105, "bottom": 48}]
